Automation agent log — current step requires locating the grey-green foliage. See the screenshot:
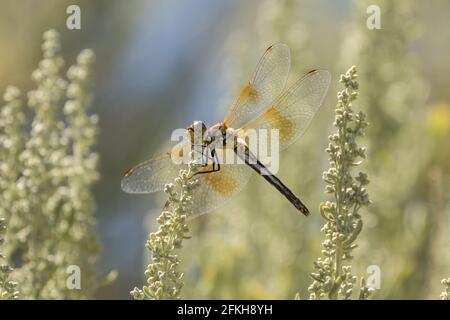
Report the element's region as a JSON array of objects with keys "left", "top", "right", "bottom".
[
  {"left": 0, "top": 218, "right": 19, "bottom": 299},
  {"left": 440, "top": 277, "right": 450, "bottom": 300},
  {"left": 342, "top": 0, "right": 427, "bottom": 156},
  {"left": 0, "top": 84, "right": 26, "bottom": 301},
  {"left": 308, "top": 66, "right": 372, "bottom": 300},
  {"left": 0, "top": 30, "right": 101, "bottom": 299},
  {"left": 132, "top": 160, "right": 199, "bottom": 300},
  {"left": 342, "top": 0, "right": 444, "bottom": 299}
]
